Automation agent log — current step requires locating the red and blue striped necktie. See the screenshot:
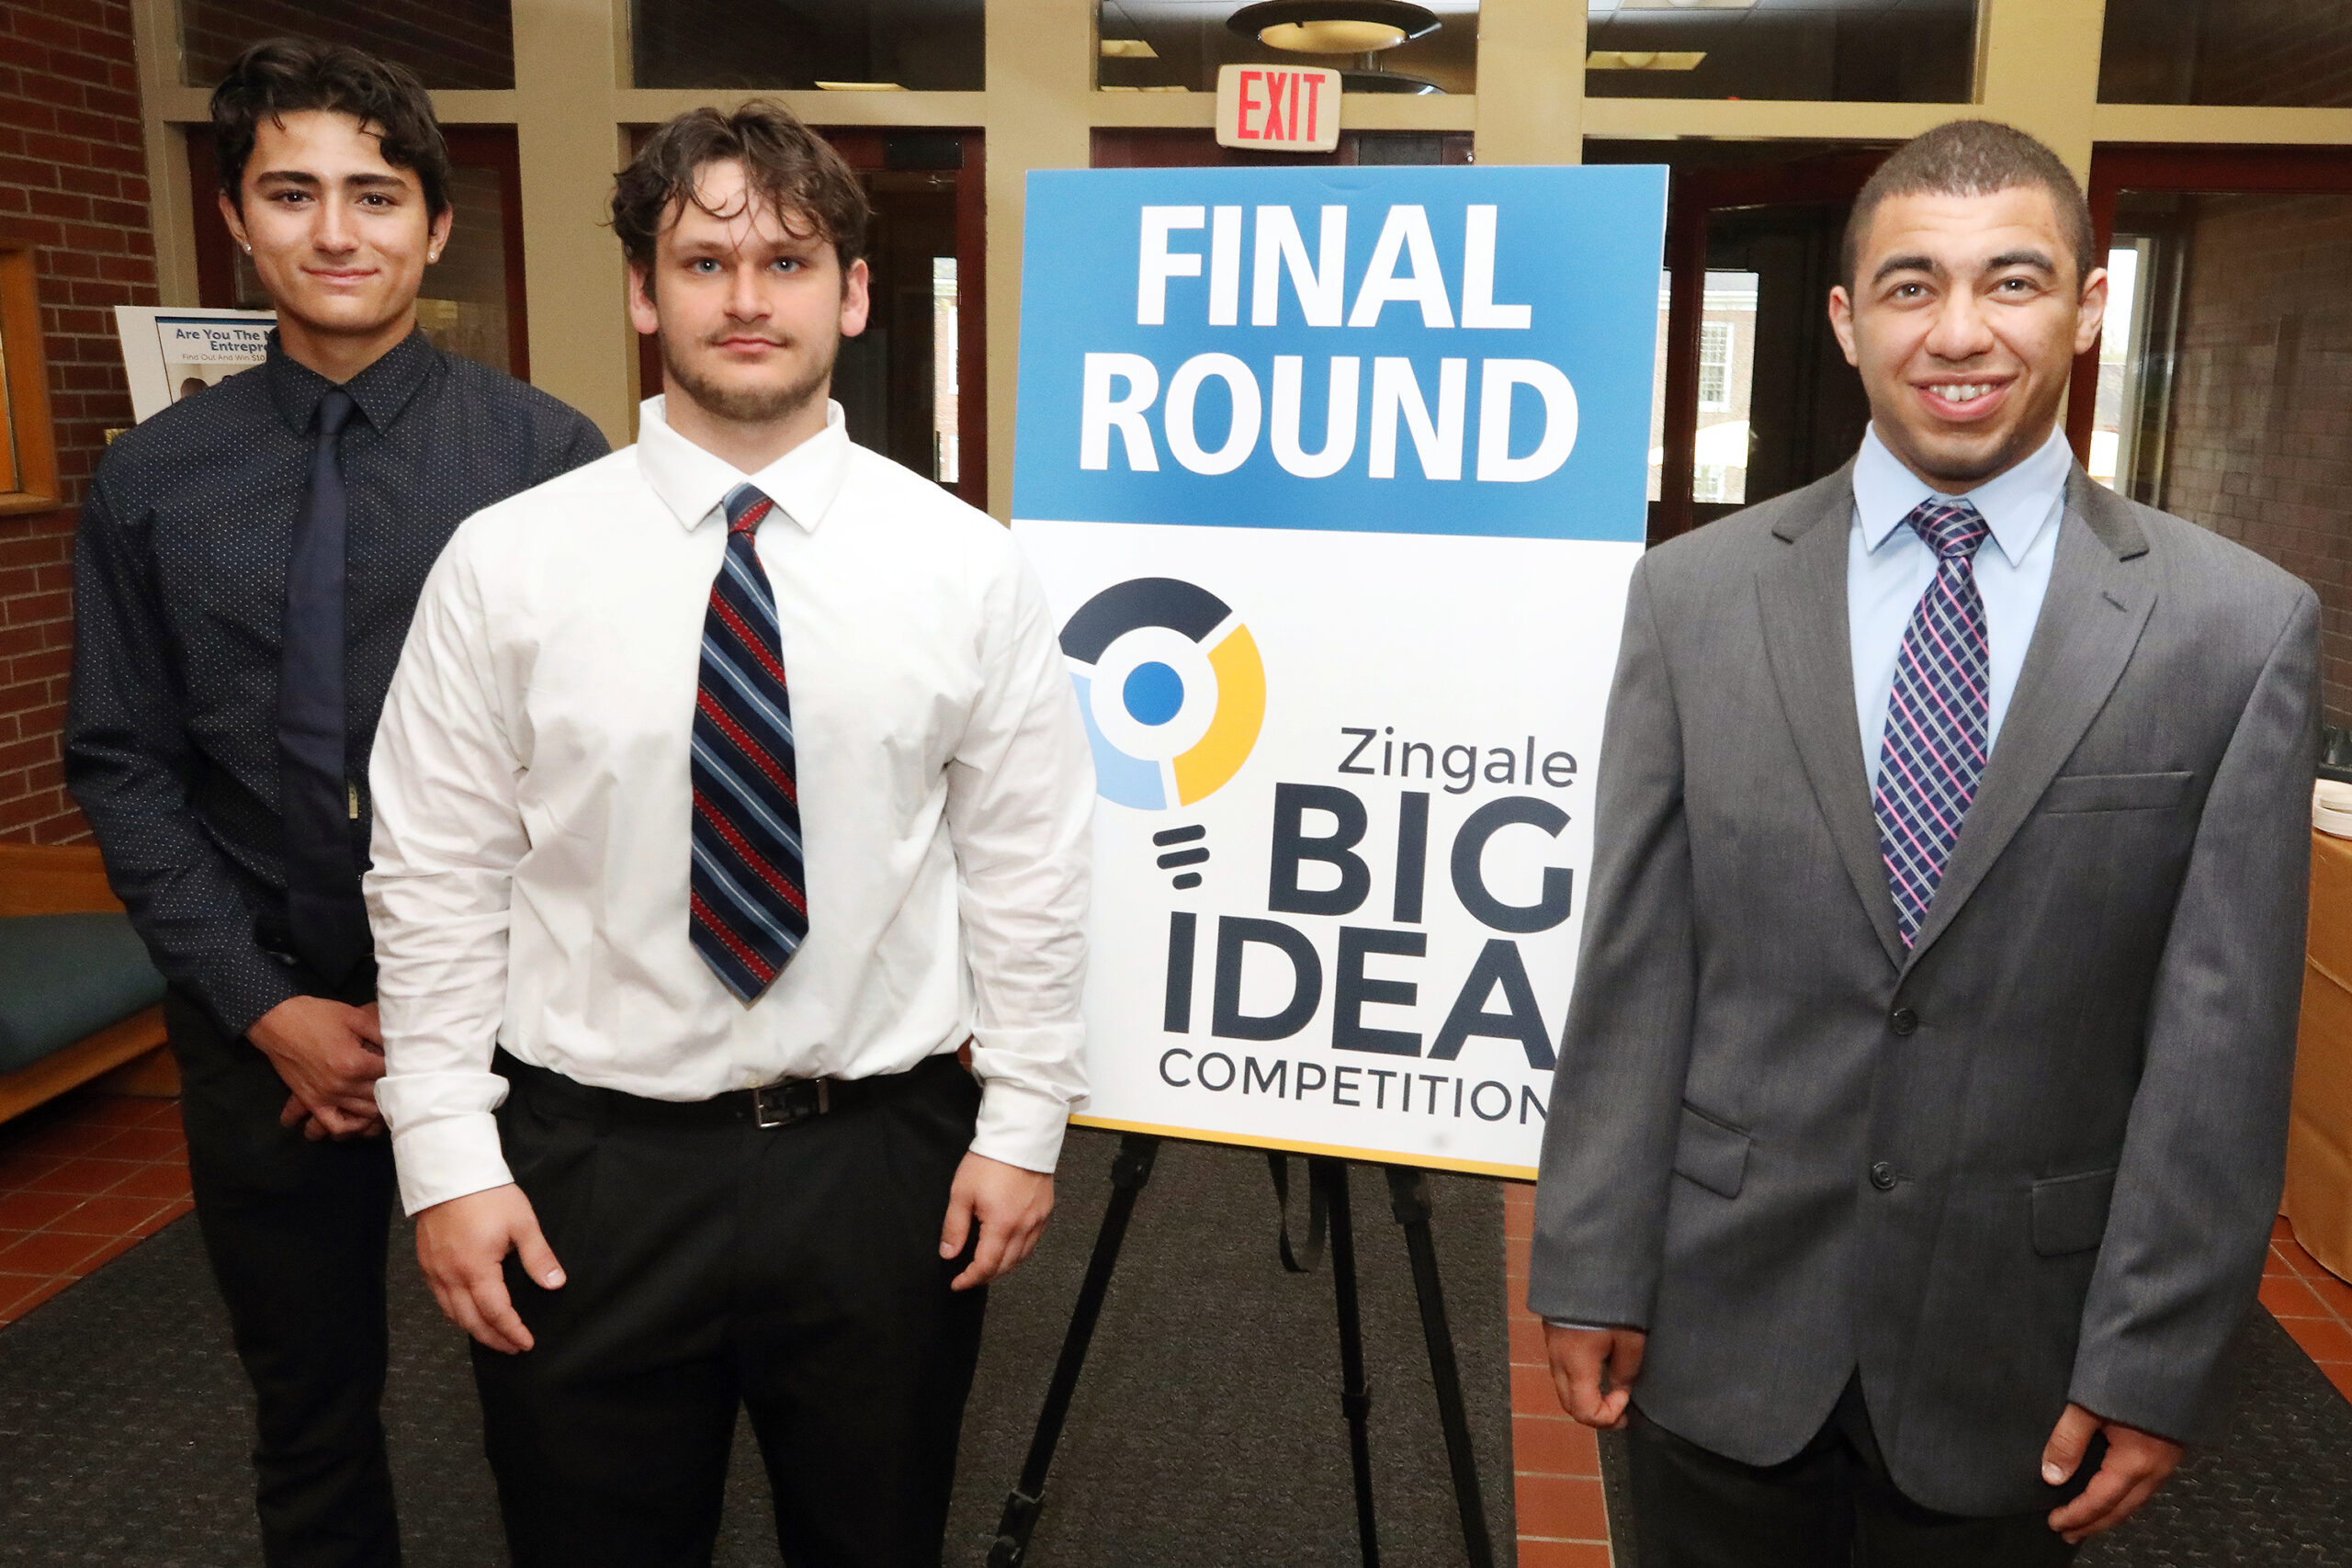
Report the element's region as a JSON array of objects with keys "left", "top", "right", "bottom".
[
  {"left": 689, "top": 483, "right": 808, "bottom": 1000},
  {"left": 1873, "top": 497, "right": 1992, "bottom": 949}
]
